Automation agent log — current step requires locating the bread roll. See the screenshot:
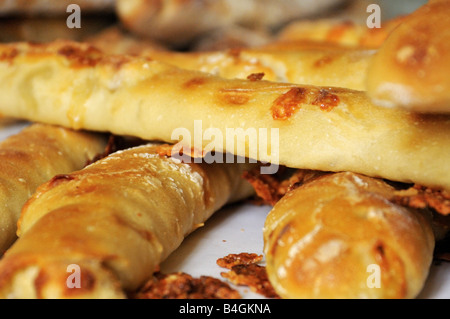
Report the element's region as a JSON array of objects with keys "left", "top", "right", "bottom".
[
  {"left": 0, "top": 144, "right": 255, "bottom": 298},
  {"left": 366, "top": 0, "right": 450, "bottom": 113},
  {"left": 0, "top": 123, "right": 107, "bottom": 253},
  {"left": 263, "top": 172, "right": 435, "bottom": 298},
  {"left": 116, "top": 0, "right": 345, "bottom": 47},
  {"left": 0, "top": 41, "right": 448, "bottom": 192}
]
